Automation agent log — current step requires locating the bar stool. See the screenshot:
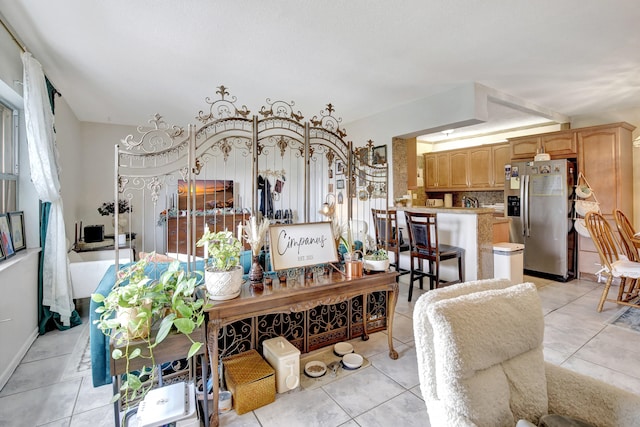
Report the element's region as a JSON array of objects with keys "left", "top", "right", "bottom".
[
  {"left": 404, "top": 211, "right": 464, "bottom": 302},
  {"left": 371, "top": 208, "right": 410, "bottom": 279}
]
